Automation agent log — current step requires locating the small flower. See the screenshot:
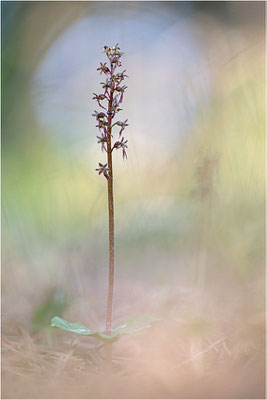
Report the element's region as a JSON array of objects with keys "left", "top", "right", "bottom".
[
  {"left": 121, "top": 137, "right": 128, "bottom": 160},
  {"left": 92, "top": 111, "right": 107, "bottom": 121},
  {"left": 103, "top": 46, "right": 111, "bottom": 56},
  {"left": 113, "top": 119, "right": 129, "bottom": 136},
  {"left": 115, "top": 85, "right": 127, "bottom": 93},
  {"left": 97, "top": 62, "right": 110, "bottom": 75},
  {"left": 92, "top": 93, "right": 106, "bottom": 101},
  {"left": 110, "top": 56, "right": 122, "bottom": 67},
  {"left": 115, "top": 119, "right": 129, "bottom": 127},
  {"left": 97, "top": 134, "right": 107, "bottom": 152},
  {"left": 114, "top": 70, "right": 128, "bottom": 83},
  {"left": 92, "top": 93, "right": 107, "bottom": 110},
  {"left": 113, "top": 137, "right": 128, "bottom": 160},
  {"left": 115, "top": 85, "right": 127, "bottom": 103},
  {"left": 95, "top": 162, "right": 111, "bottom": 179},
  {"left": 110, "top": 96, "right": 122, "bottom": 116},
  {"left": 96, "top": 119, "right": 109, "bottom": 134},
  {"left": 101, "top": 79, "right": 113, "bottom": 95},
  {"left": 104, "top": 44, "right": 124, "bottom": 63}
]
